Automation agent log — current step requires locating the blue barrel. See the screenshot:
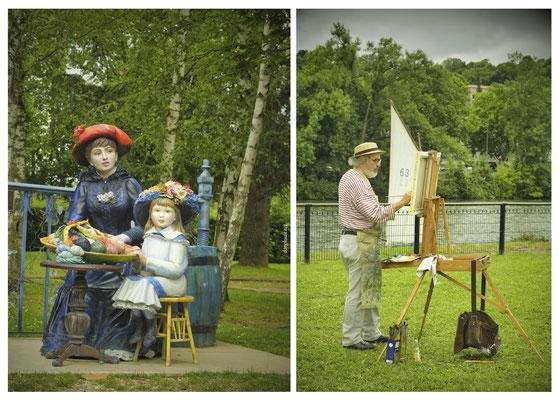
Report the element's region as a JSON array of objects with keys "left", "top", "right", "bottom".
[{"left": 172, "top": 245, "right": 221, "bottom": 348}]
